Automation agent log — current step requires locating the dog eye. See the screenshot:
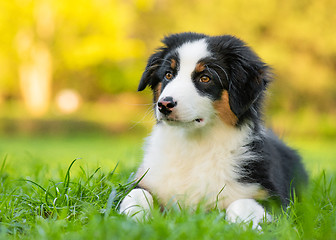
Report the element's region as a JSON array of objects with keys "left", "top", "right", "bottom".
[
  {"left": 165, "top": 72, "right": 173, "bottom": 80},
  {"left": 200, "top": 75, "right": 211, "bottom": 83}
]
